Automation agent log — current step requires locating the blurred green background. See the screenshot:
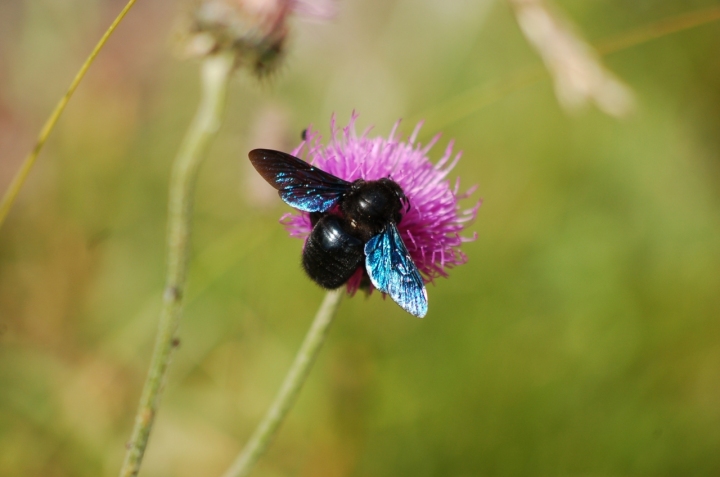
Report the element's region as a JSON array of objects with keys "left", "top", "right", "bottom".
[{"left": 2, "top": 0, "right": 720, "bottom": 476}]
